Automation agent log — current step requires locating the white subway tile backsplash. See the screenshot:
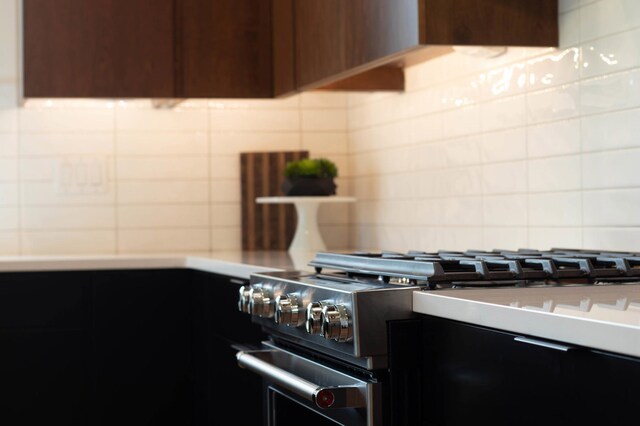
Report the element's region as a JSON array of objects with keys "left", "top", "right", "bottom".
[
  {"left": 0, "top": 158, "right": 17, "bottom": 181},
  {"left": 582, "top": 149, "right": 640, "bottom": 188},
  {"left": 583, "top": 227, "right": 640, "bottom": 251},
  {"left": 481, "top": 63, "right": 527, "bottom": 100},
  {"left": 117, "top": 157, "right": 209, "bottom": 180},
  {"left": 21, "top": 181, "right": 115, "bottom": 206},
  {"left": 117, "top": 132, "right": 207, "bottom": 156},
  {"left": 559, "top": 9, "right": 581, "bottom": 47},
  {"left": 0, "top": 109, "right": 18, "bottom": 133},
  {"left": 442, "top": 105, "right": 481, "bottom": 138},
  {"left": 580, "top": 69, "right": 640, "bottom": 114},
  {"left": 118, "top": 205, "right": 209, "bottom": 229},
  {"left": 583, "top": 189, "right": 640, "bottom": 225},
  {"left": 581, "top": 108, "right": 640, "bottom": 151},
  {"left": 210, "top": 227, "right": 242, "bottom": 251},
  {"left": 210, "top": 203, "right": 241, "bottom": 227},
  {"left": 526, "top": 83, "right": 580, "bottom": 124},
  {"left": 580, "top": 0, "right": 640, "bottom": 42},
  {"left": 481, "top": 95, "right": 526, "bottom": 132},
  {"left": 0, "top": 231, "right": 19, "bottom": 254},
  {"left": 210, "top": 179, "right": 240, "bottom": 203},
  {"left": 21, "top": 230, "right": 116, "bottom": 255},
  {"left": 527, "top": 48, "right": 580, "bottom": 90},
  {"left": 529, "top": 227, "right": 583, "bottom": 249},
  {"left": 0, "top": 83, "right": 18, "bottom": 108},
  {"left": 528, "top": 192, "right": 582, "bottom": 226},
  {"left": 482, "top": 161, "right": 528, "bottom": 194},
  {"left": 483, "top": 195, "right": 528, "bottom": 227},
  {"left": 482, "top": 227, "right": 529, "bottom": 250},
  {"left": 20, "top": 134, "right": 114, "bottom": 157},
  {"left": 302, "top": 132, "right": 349, "bottom": 154},
  {"left": 581, "top": 30, "right": 640, "bottom": 79},
  {"left": 528, "top": 155, "right": 581, "bottom": 192},
  {"left": 210, "top": 132, "right": 301, "bottom": 155},
  {"left": 0, "top": 0, "right": 17, "bottom": 80},
  {"left": 22, "top": 206, "right": 115, "bottom": 230},
  {"left": 116, "top": 109, "right": 208, "bottom": 132},
  {"left": 528, "top": 119, "right": 581, "bottom": 158},
  {"left": 118, "top": 180, "right": 209, "bottom": 204},
  {"left": 0, "top": 182, "right": 18, "bottom": 206},
  {"left": 209, "top": 109, "right": 299, "bottom": 131},
  {"left": 480, "top": 128, "right": 527, "bottom": 163},
  {"left": 301, "top": 109, "right": 347, "bottom": 131},
  {"left": 118, "top": 228, "right": 210, "bottom": 253},
  {"left": 0, "top": 207, "right": 18, "bottom": 230},
  {"left": 19, "top": 108, "right": 114, "bottom": 133},
  {"left": 0, "top": 133, "right": 17, "bottom": 157},
  {"left": 299, "top": 92, "right": 347, "bottom": 109}
]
